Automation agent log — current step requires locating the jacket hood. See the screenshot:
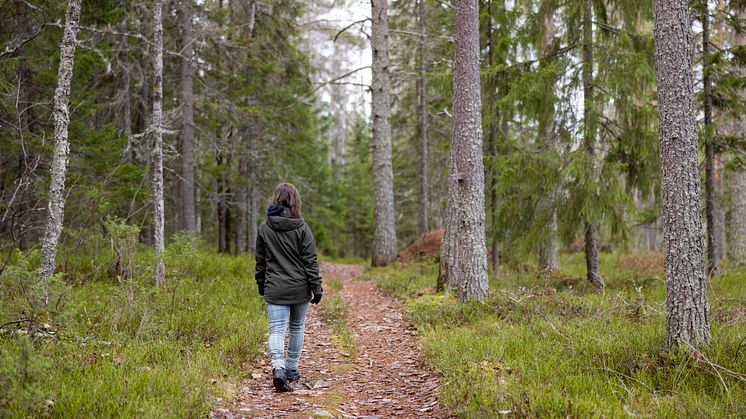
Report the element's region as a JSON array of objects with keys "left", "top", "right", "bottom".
[{"left": 266, "top": 205, "right": 305, "bottom": 232}]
